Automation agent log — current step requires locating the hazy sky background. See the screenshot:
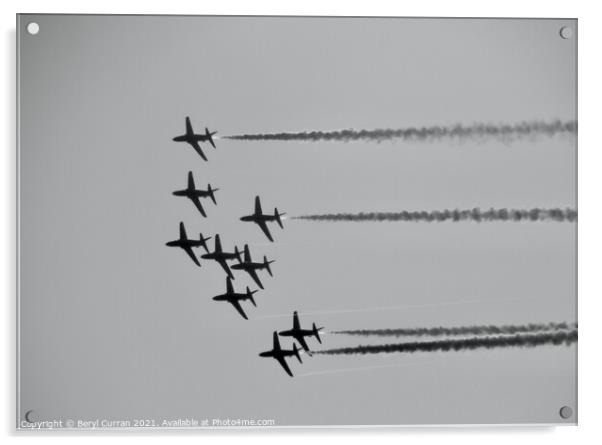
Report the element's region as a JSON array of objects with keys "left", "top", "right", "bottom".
[{"left": 19, "top": 15, "right": 576, "bottom": 426}]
